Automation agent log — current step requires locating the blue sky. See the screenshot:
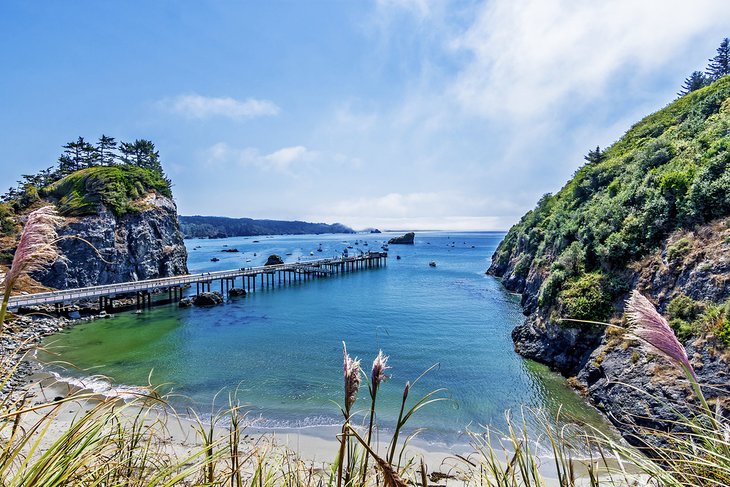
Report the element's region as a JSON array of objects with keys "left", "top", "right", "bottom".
[{"left": 1, "top": 1, "right": 729, "bottom": 230}]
